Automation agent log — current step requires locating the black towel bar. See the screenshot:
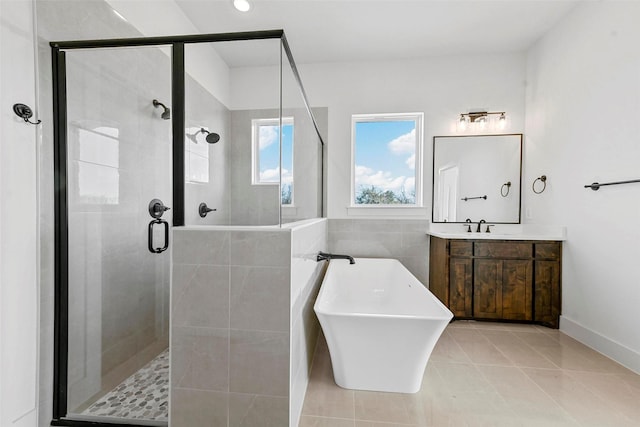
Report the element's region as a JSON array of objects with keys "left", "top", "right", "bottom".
[
  {"left": 461, "top": 195, "right": 487, "bottom": 201},
  {"left": 584, "top": 179, "right": 640, "bottom": 191}
]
